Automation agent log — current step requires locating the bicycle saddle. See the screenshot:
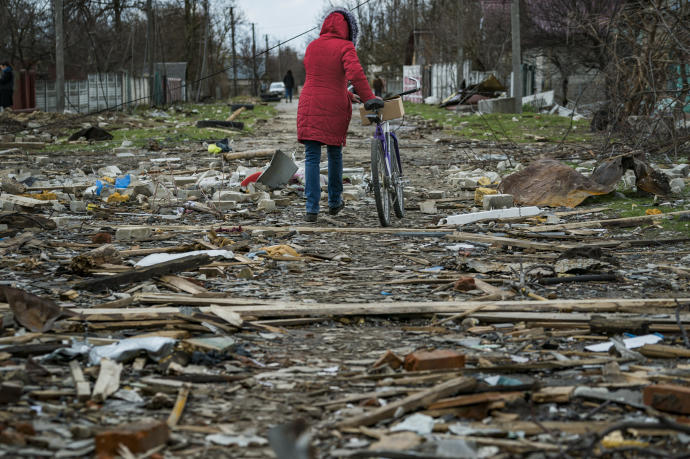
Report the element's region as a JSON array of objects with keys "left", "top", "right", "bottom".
[{"left": 364, "top": 98, "right": 385, "bottom": 110}]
